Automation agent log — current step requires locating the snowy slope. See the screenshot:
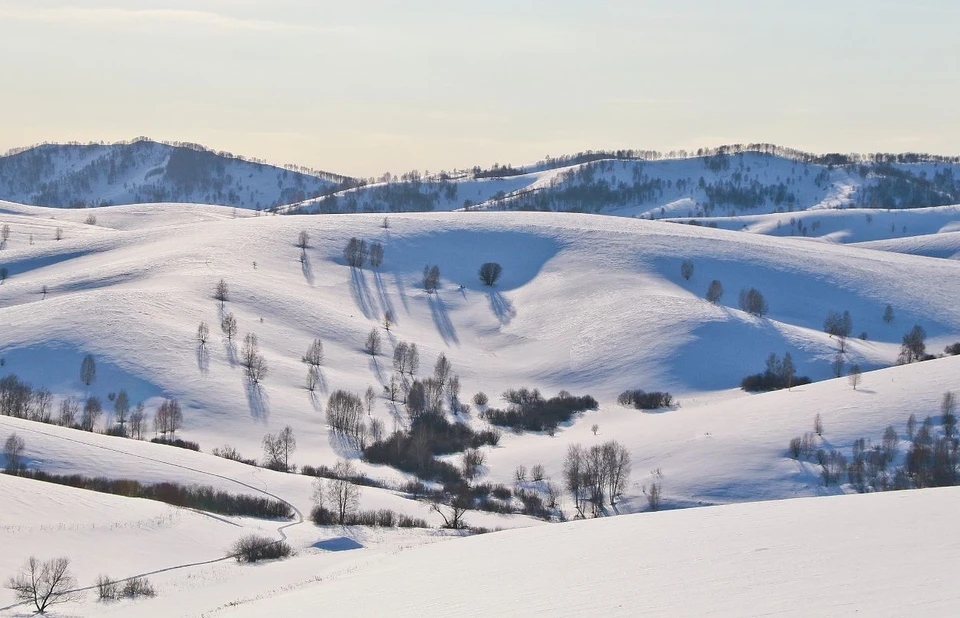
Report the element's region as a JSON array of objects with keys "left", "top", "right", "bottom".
[
  {"left": 0, "top": 140, "right": 348, "bottom": 210},
  {"left": 189, "top": 488, "right": 960, "bottom": 617},
  {"left": 290, "top": 151, "right": 960, "bottom": 219},
  {"left": 2, "top": 200, "right": 959, "bottom": 502}
]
